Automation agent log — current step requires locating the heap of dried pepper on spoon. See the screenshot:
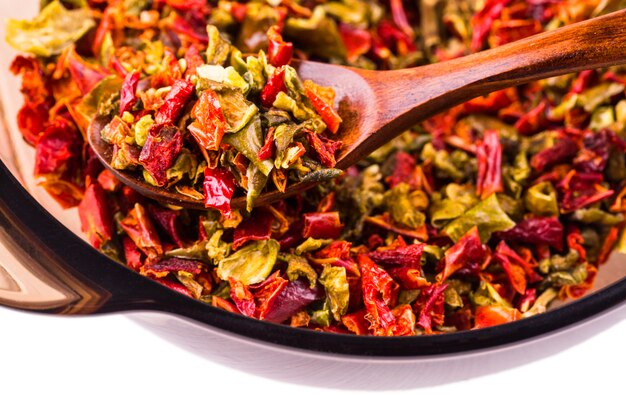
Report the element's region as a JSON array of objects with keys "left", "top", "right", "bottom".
[{"left": 6, "top": 0, "right": 626, "bottom": 335}]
